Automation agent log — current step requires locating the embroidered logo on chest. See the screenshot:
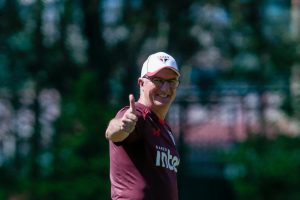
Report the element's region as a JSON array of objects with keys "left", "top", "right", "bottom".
[{"left": 153, "top": 127, "right": 161, "bottom": 136}]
